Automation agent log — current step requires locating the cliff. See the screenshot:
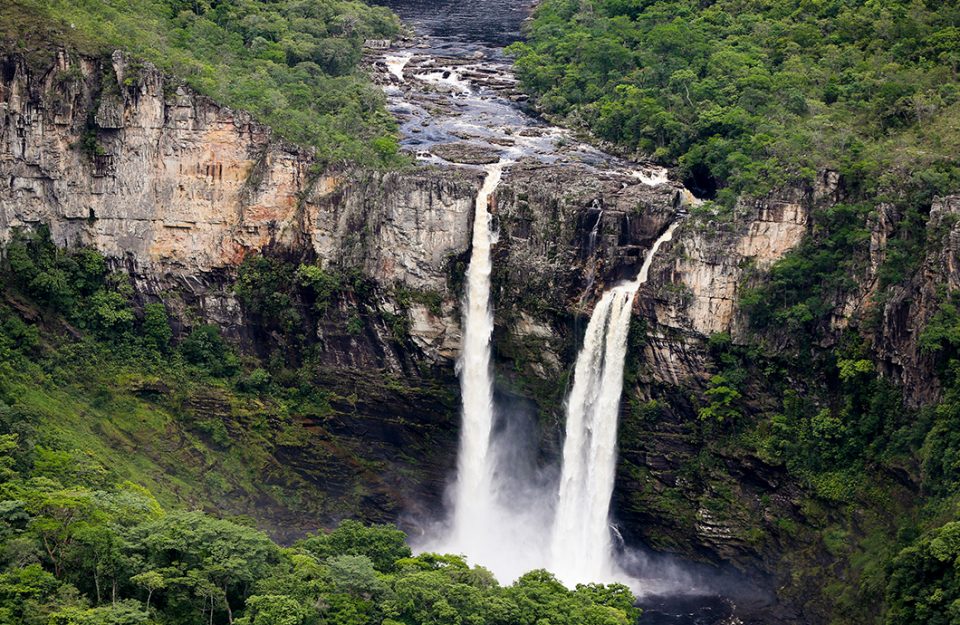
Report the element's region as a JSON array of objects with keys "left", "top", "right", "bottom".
[{"left": 3, "top": 46, "right": 959, "bottom": 622}]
